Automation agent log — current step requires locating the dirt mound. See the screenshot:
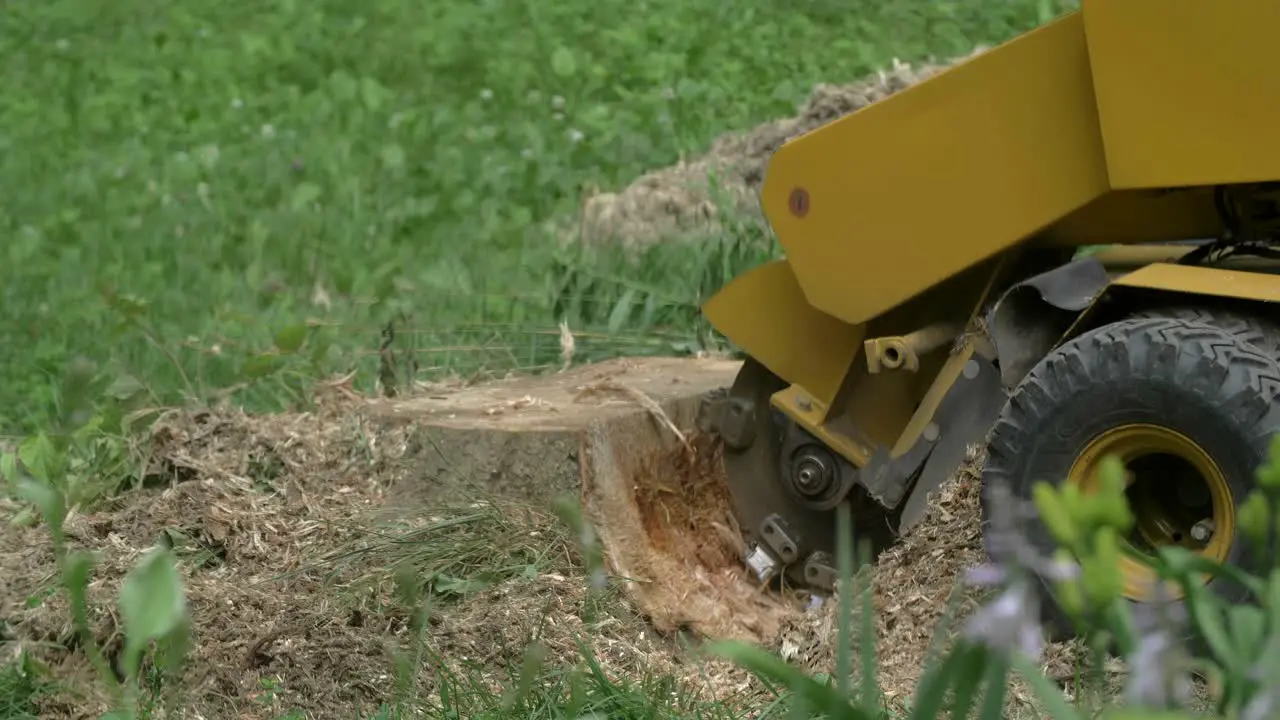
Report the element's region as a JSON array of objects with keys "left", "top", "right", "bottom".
[{"left": 569, "top": 48, "right": 989, "bottom": 249}]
